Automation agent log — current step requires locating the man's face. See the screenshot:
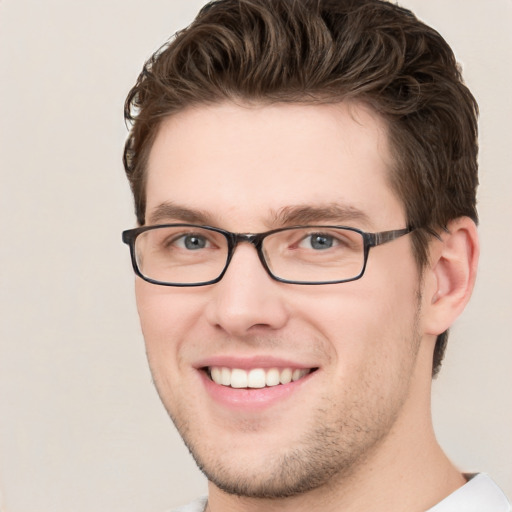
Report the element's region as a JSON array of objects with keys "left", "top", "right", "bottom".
[{"left": 136, "top": 102, "right": 429, "bottom": 498}]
